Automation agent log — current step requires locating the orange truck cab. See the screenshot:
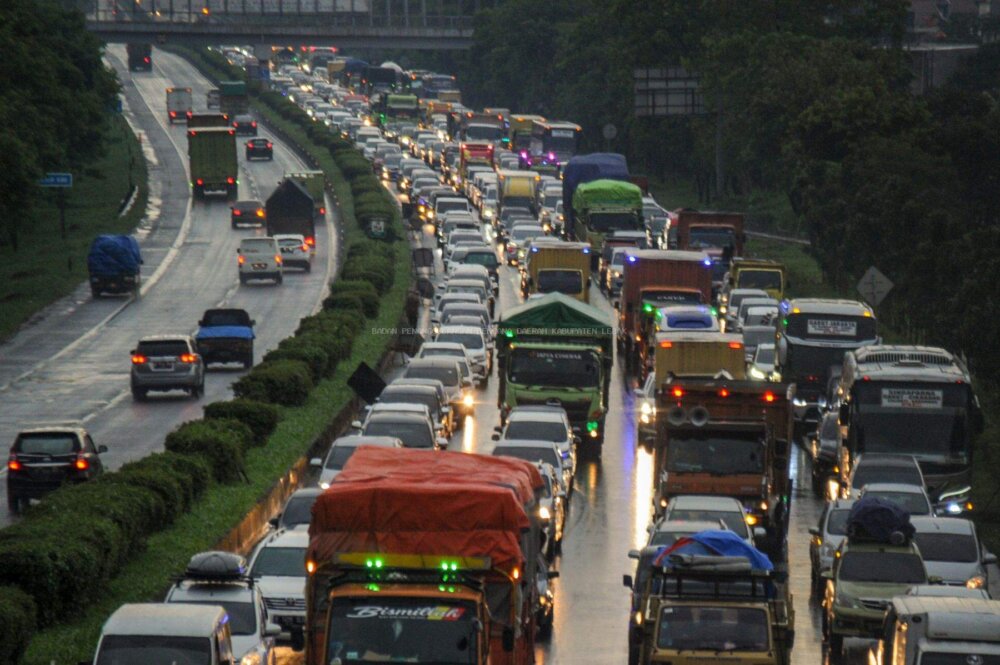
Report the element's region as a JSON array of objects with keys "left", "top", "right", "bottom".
[{"left": 669, "top": 209, "right": 746, "bottom": 295}]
